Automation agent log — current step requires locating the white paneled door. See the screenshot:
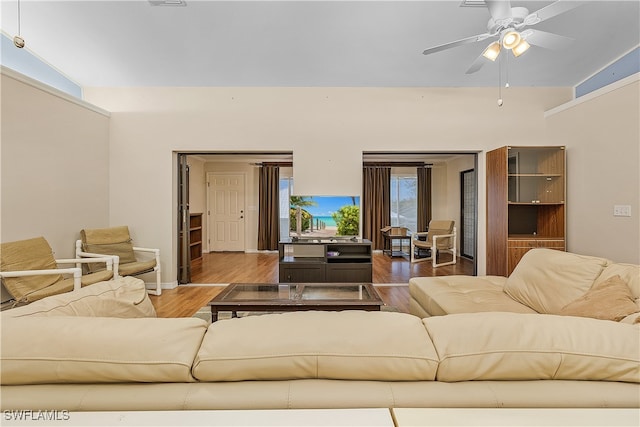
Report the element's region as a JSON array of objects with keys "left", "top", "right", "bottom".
[{"left": 208, "top": 173, "right": 245, "bottom": 252}]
